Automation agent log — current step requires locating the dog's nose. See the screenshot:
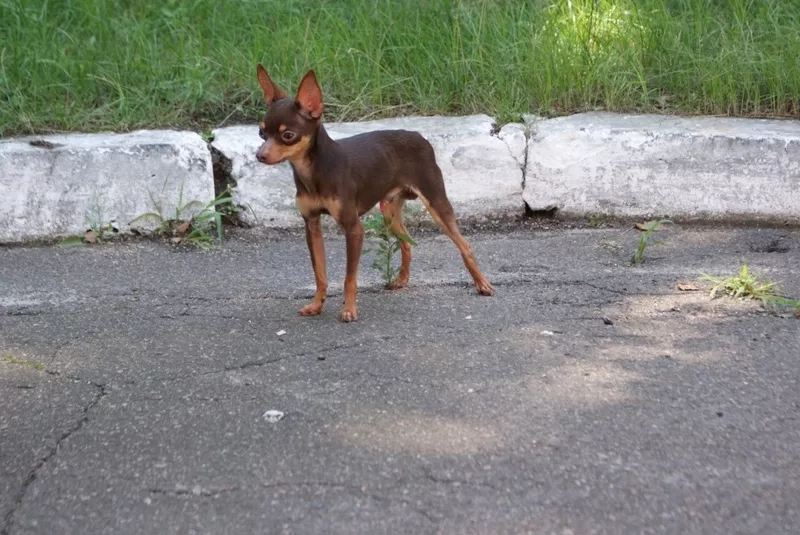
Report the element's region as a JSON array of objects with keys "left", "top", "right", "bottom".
[{"left": 256, "top": 150, "right": 268, "bottom": 164}]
